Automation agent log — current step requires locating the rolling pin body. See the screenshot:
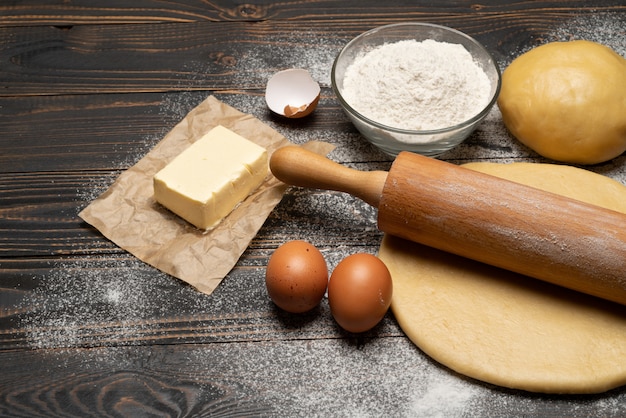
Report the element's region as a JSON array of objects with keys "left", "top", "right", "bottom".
[{"left": 270, "top": 146, "right": 626, "bottom": 306}]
